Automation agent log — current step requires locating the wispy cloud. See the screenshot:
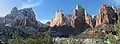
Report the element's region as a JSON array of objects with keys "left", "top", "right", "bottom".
[
  {"left": 20, "top": 3, "right": 41, "bottom": 9},
  {"left": 39, "top": 20, "right": 51, "bottom": 24},
  {"left": 20, "top": 0, "right": 43, "bottom": 9},
  {"left": 0, "top": 0, "right": 43, "bottom": 17},
  {"left": 113, "top": 0, "right": 120, "bottom": 5}
]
